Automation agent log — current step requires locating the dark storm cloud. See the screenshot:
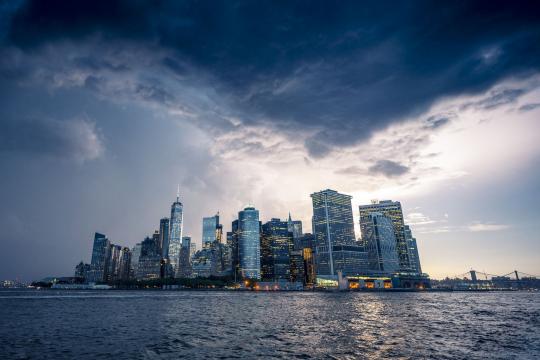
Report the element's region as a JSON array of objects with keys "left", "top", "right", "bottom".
[
  {"left": 0, "top": 116, "right": 103, "bottom": 161},
  {"left": 3, "top": 0, "right": 540, "bottom": 158},
  {"left": 368, "top": 160, "right": 410, "bottom": 178}
]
